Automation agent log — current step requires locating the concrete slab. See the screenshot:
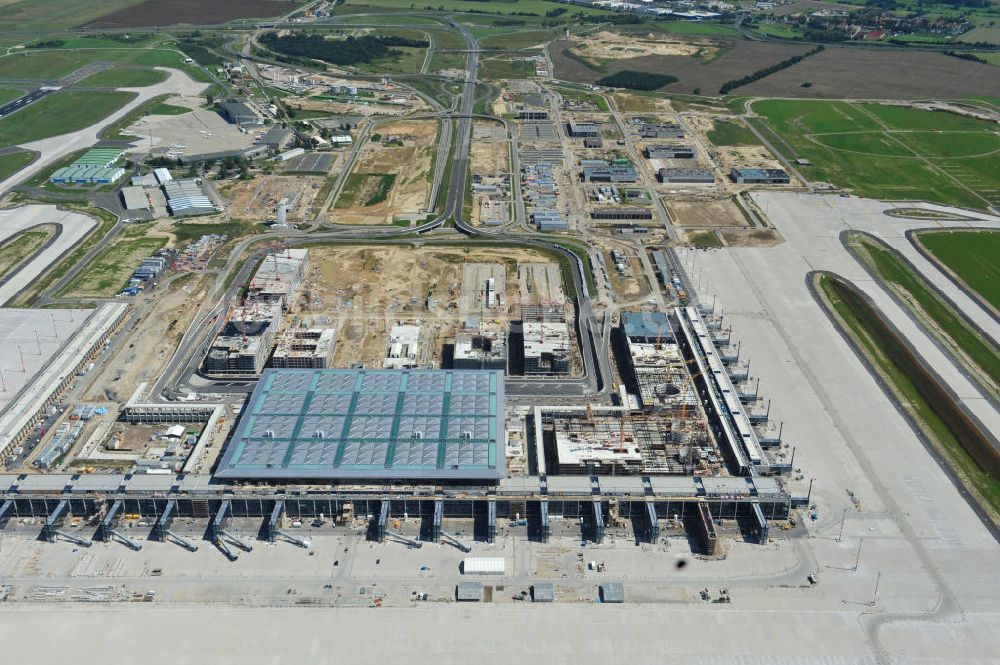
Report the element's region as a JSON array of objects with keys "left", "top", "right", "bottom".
[{"left": 0, "top": 205, "right": 97, "bottom": 305}]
